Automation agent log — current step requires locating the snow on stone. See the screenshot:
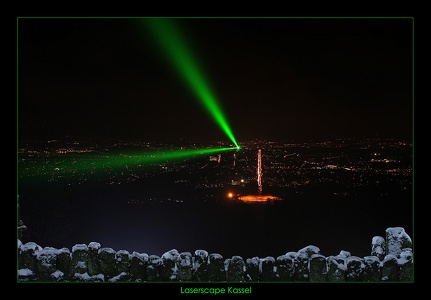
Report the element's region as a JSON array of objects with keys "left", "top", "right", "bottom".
[
  {"left": 131, "top": 251, "right": 149, "bottom": 262},
  {"left": 93, "top": 274, "right": 105, "bottom": 281},
  {"left": 22, "top": 242, "right": 42, "bottom": 252},
  {"left": 74, "top": 272, "right": 91, "bottom": 281},
  {"left": 247, "top": 257, "right": 260, "bottom": 267},
  {"left": 386, "top": 227, "right": 412, "bottom": 256},
  {"left": 98, "top": 247, "right": 116, "bottom": 255},
  {"left": 297, "top": 245, "right": 320, "bottom": 258},
  {"left": 371, "top": 236, "right": 385, "bottom": 257},
  {"left": 209, "top": 253, "right": 222, "bottom": 259},
  {"left": 51, "top": 270, "right": 64, "bottom": 279},
  {"left": 194, "top": 250, "right": 208, "bottom": 261},
  {"left": 223, "top": 258, "right": 230, "bottom": 271},
  {"left": 261, "top": 256, "right": 275, "bottom": 264},
  {"left": 399, "top": 248, "right": 413, "bottom": 264},
  {"left": 381, "top": 254, "right": 398, "bottom": 267},
  {"left": 18, "top": 268, "right": 33, "bottom": 276},
  {"left": 259, "top": 256, "right": 275, "bottom": 273},
  {"left": 338, "top": 250, "right": 351, "bottom": 258},
  {"left": 327, "top": 256, "right": 347, "bottom": 271},
  {"left": 346, "top": 256, "right": 364, "bottom": 265},
  {"left": 36, "top": 247, "right": 58, "bottom": 258},
  {"left": 72, "top": 244, "right": 88, "bottom": 252},
  {"left": 363, "top": 256, "right": 380, "bottom": 264},
  {"left": 209, "top": 253, "right": 222, "bottom": 260},
  {"left": 232, "top": 255, "right": 243, "bottom": 261},
  {"left": 194, "top": 250, "right": 209, "bottom": 269},
  {"left": 310, "top": 253, "right": 326, "bottom": 260},
  {"left": 276, "top": 254, "right": 293, "bottom": 267},
  {"left": 148, "top": 255, "right": 162, "bottom": 267},
  {"left": 116, "top": 249, "right": 130, "bottom": 261},
  {"left": 179, "top": 252, "right": 193, "bottom": 267},
  {"left": 149, "top": 254, "right": 161, "bottom": 262},
  {"left": 386, "top": 227, "right": 410, "bottom": 239},
  {"left": 108, "top": 272, "right": 127, "bottom": 282},
  {"left": 56, "top": 247, "right": 71, "bottom": 255},
  {"left": 162, "top": 249, "right": 179, "bottom": 261},
  {"left": 285, "top": 251, "right": 297, "bottom": 260},
  {"left": 18, "top": 239, "right": 22, "bottom": 249},
  {"left": 88, "top": 242, "right": 101, "bottom": 250},
  {"left": 35, "top": 247, "right": 58, "bottom": 267},
  {"left": 372, "top": 236, "right": 385, "bottom": 245}
]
